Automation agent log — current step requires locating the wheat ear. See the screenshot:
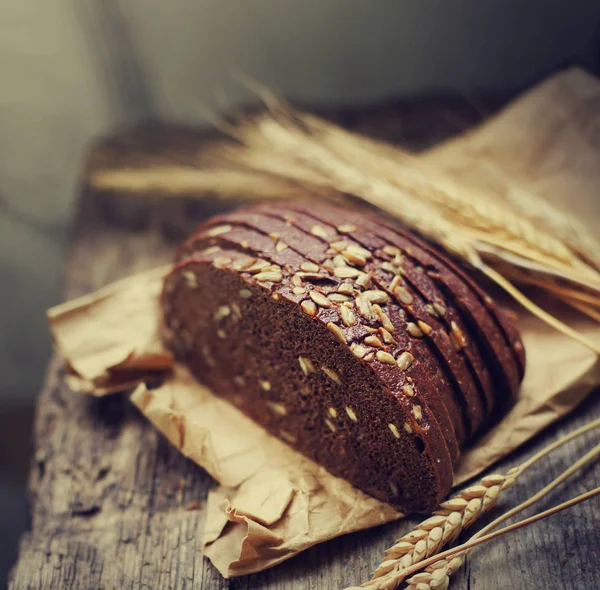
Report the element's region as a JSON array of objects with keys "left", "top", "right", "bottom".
[
  {"left": 210, "top": 110, "right": 600, "bottom": 353},
  {"left": 401, "top": 444, "right": 600, "bottom": 590},
  {"left": 354, "top": 418, "right": 600, "bottom": 589},
  {"left": 402, "top": 485, "right": 600, "bottom": 590}
]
